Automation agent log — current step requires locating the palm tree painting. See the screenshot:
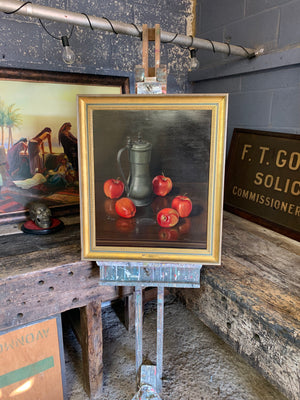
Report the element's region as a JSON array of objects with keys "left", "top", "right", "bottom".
[
  {"left": 0, "top": 99, "right": 6, "bottom": 146},
  {"left": 0, "top": 72, "right": 124, "bottom": 223},
  {"left": 6, "top": 104, "right": 22, "bottom": 150}
]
